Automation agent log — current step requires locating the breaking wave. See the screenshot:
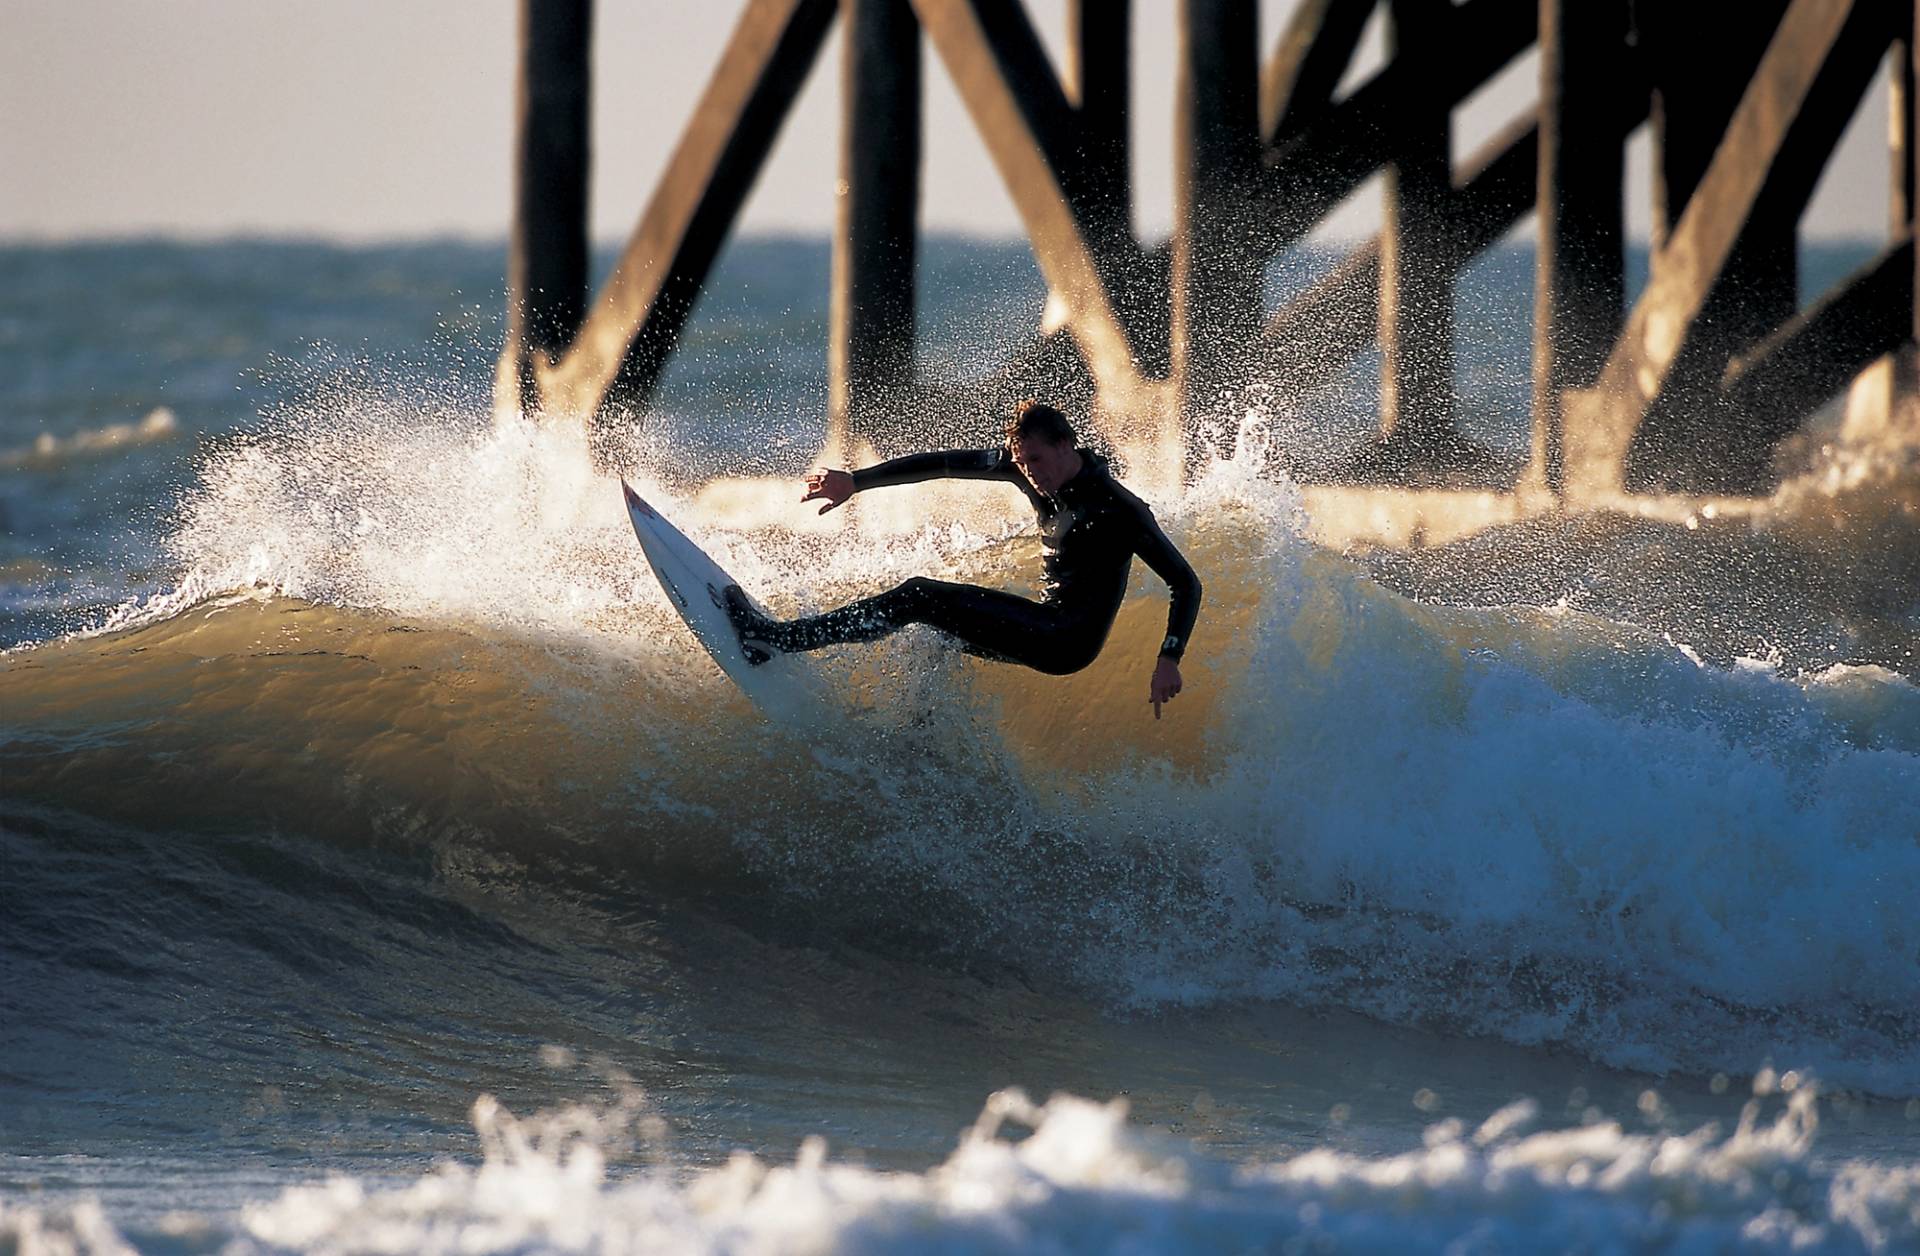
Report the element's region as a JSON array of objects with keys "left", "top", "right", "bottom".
[{"left": 6, "top": 397, "right": 1920, "bottom": 1093}]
